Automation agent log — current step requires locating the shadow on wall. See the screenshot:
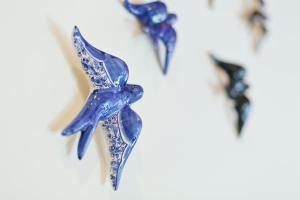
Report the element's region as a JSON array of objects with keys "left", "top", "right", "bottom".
[{"left": 47, "top": 19, "right": 110, "bottom": 185}]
